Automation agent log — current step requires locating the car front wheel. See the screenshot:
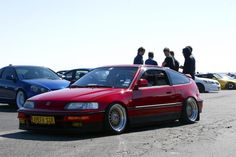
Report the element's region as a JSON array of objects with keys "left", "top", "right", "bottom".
[
  {"left": 226, "top": 82, "right": 235, "bottom": 89},
  {"left": 180, "top": 97, "right": 199, "bottom": 124},
  {"left": 197, "top": 83, "right": 205, "bottom": 93},
  {"left": 16, "top": 90, "right": 26, "bottom": 109},
  {"left": 105, "top": 103, "right": 127, "bottom": 134}
]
